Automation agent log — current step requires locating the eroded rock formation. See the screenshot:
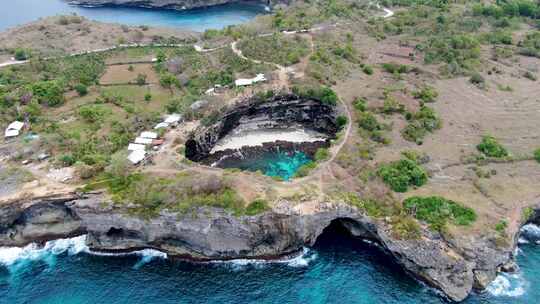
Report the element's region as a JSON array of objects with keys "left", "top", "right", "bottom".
[
  {"left": 185, "top": 93, "right": 338, "bottom": 164},
  {"left": 0, "top": 192, "right": 529, "bottom": 301}
]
